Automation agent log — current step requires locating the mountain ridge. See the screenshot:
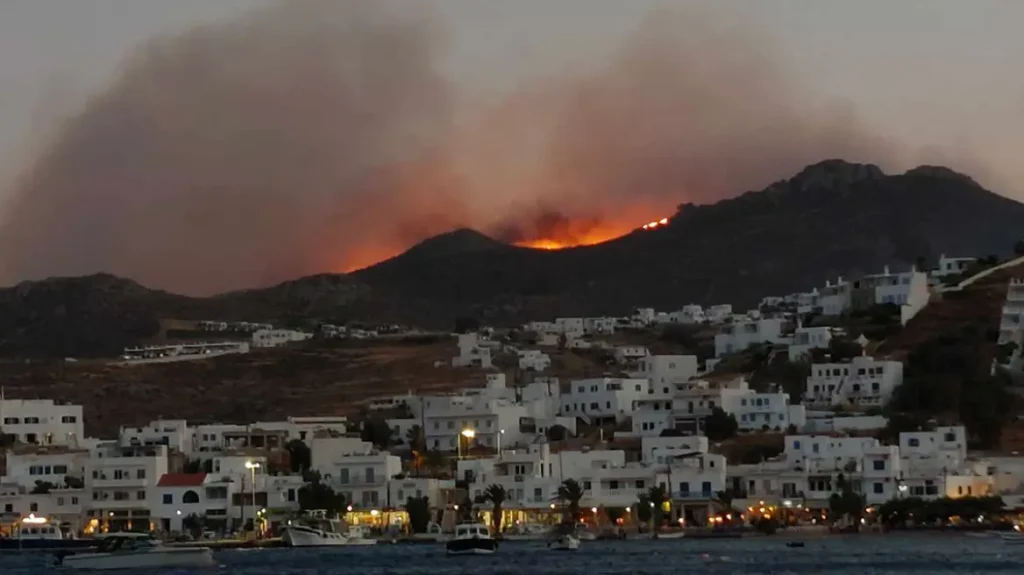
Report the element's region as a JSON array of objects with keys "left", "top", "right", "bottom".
[{"left": 2, "top": 159, "right": 1022, "bottom": 357}]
